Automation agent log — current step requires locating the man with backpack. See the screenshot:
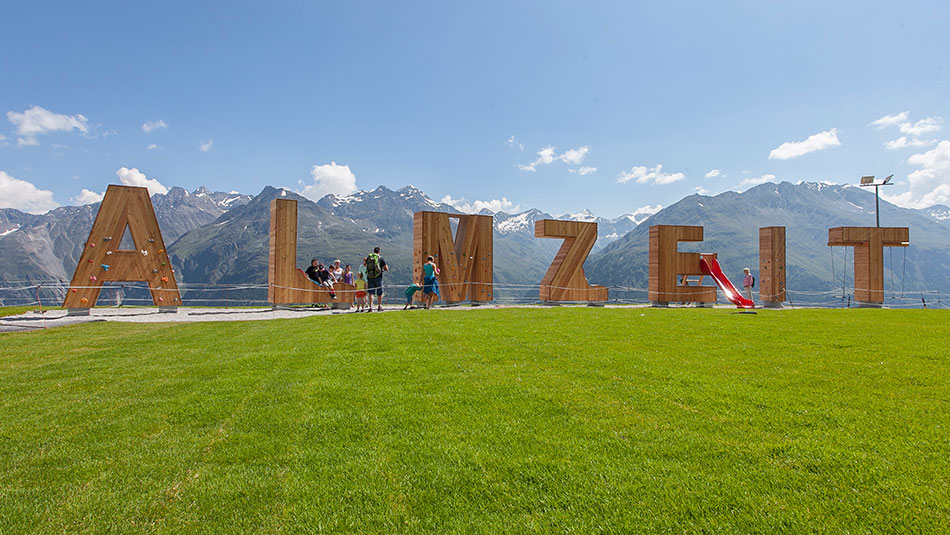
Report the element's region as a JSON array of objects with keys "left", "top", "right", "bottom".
[{"left": 365, "top": 246, "right": 388, "bottom": 312}]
